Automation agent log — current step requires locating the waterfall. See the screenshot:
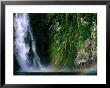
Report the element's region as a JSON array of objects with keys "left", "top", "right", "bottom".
[{"left": 14, "top": 13, "right": 45, "bottom": 72}]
